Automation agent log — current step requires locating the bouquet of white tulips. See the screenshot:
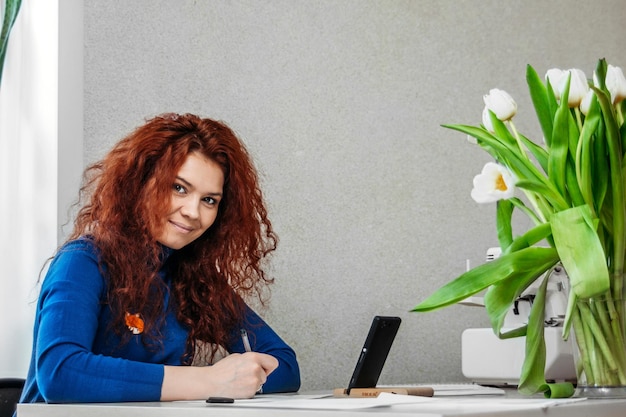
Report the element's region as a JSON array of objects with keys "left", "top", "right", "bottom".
[{"left": 413, "top": 58, "right": 626, "bottom": 398}]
